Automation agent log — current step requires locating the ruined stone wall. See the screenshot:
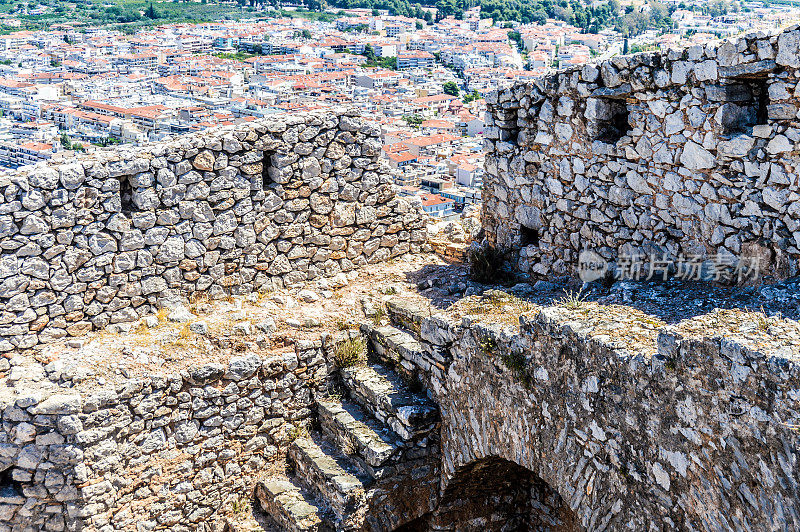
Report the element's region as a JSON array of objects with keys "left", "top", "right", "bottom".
[
  {"left": 484, "top": 25, "right": 800, "bottom": 280},
  {"left": 5, "top": 293, "right": 799, "bottom": 531},
  {"left": 369, "top": 297, "right": 800, "bottom": 531},
  {"left": 440, "top": 313, "right": 800, "bottom": 530},
  {"left": 0, "top": 108, "right": 425, "bottom": 352},
  {"left": 0, "top": 340, "right": 327, "bottom": 531}
]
